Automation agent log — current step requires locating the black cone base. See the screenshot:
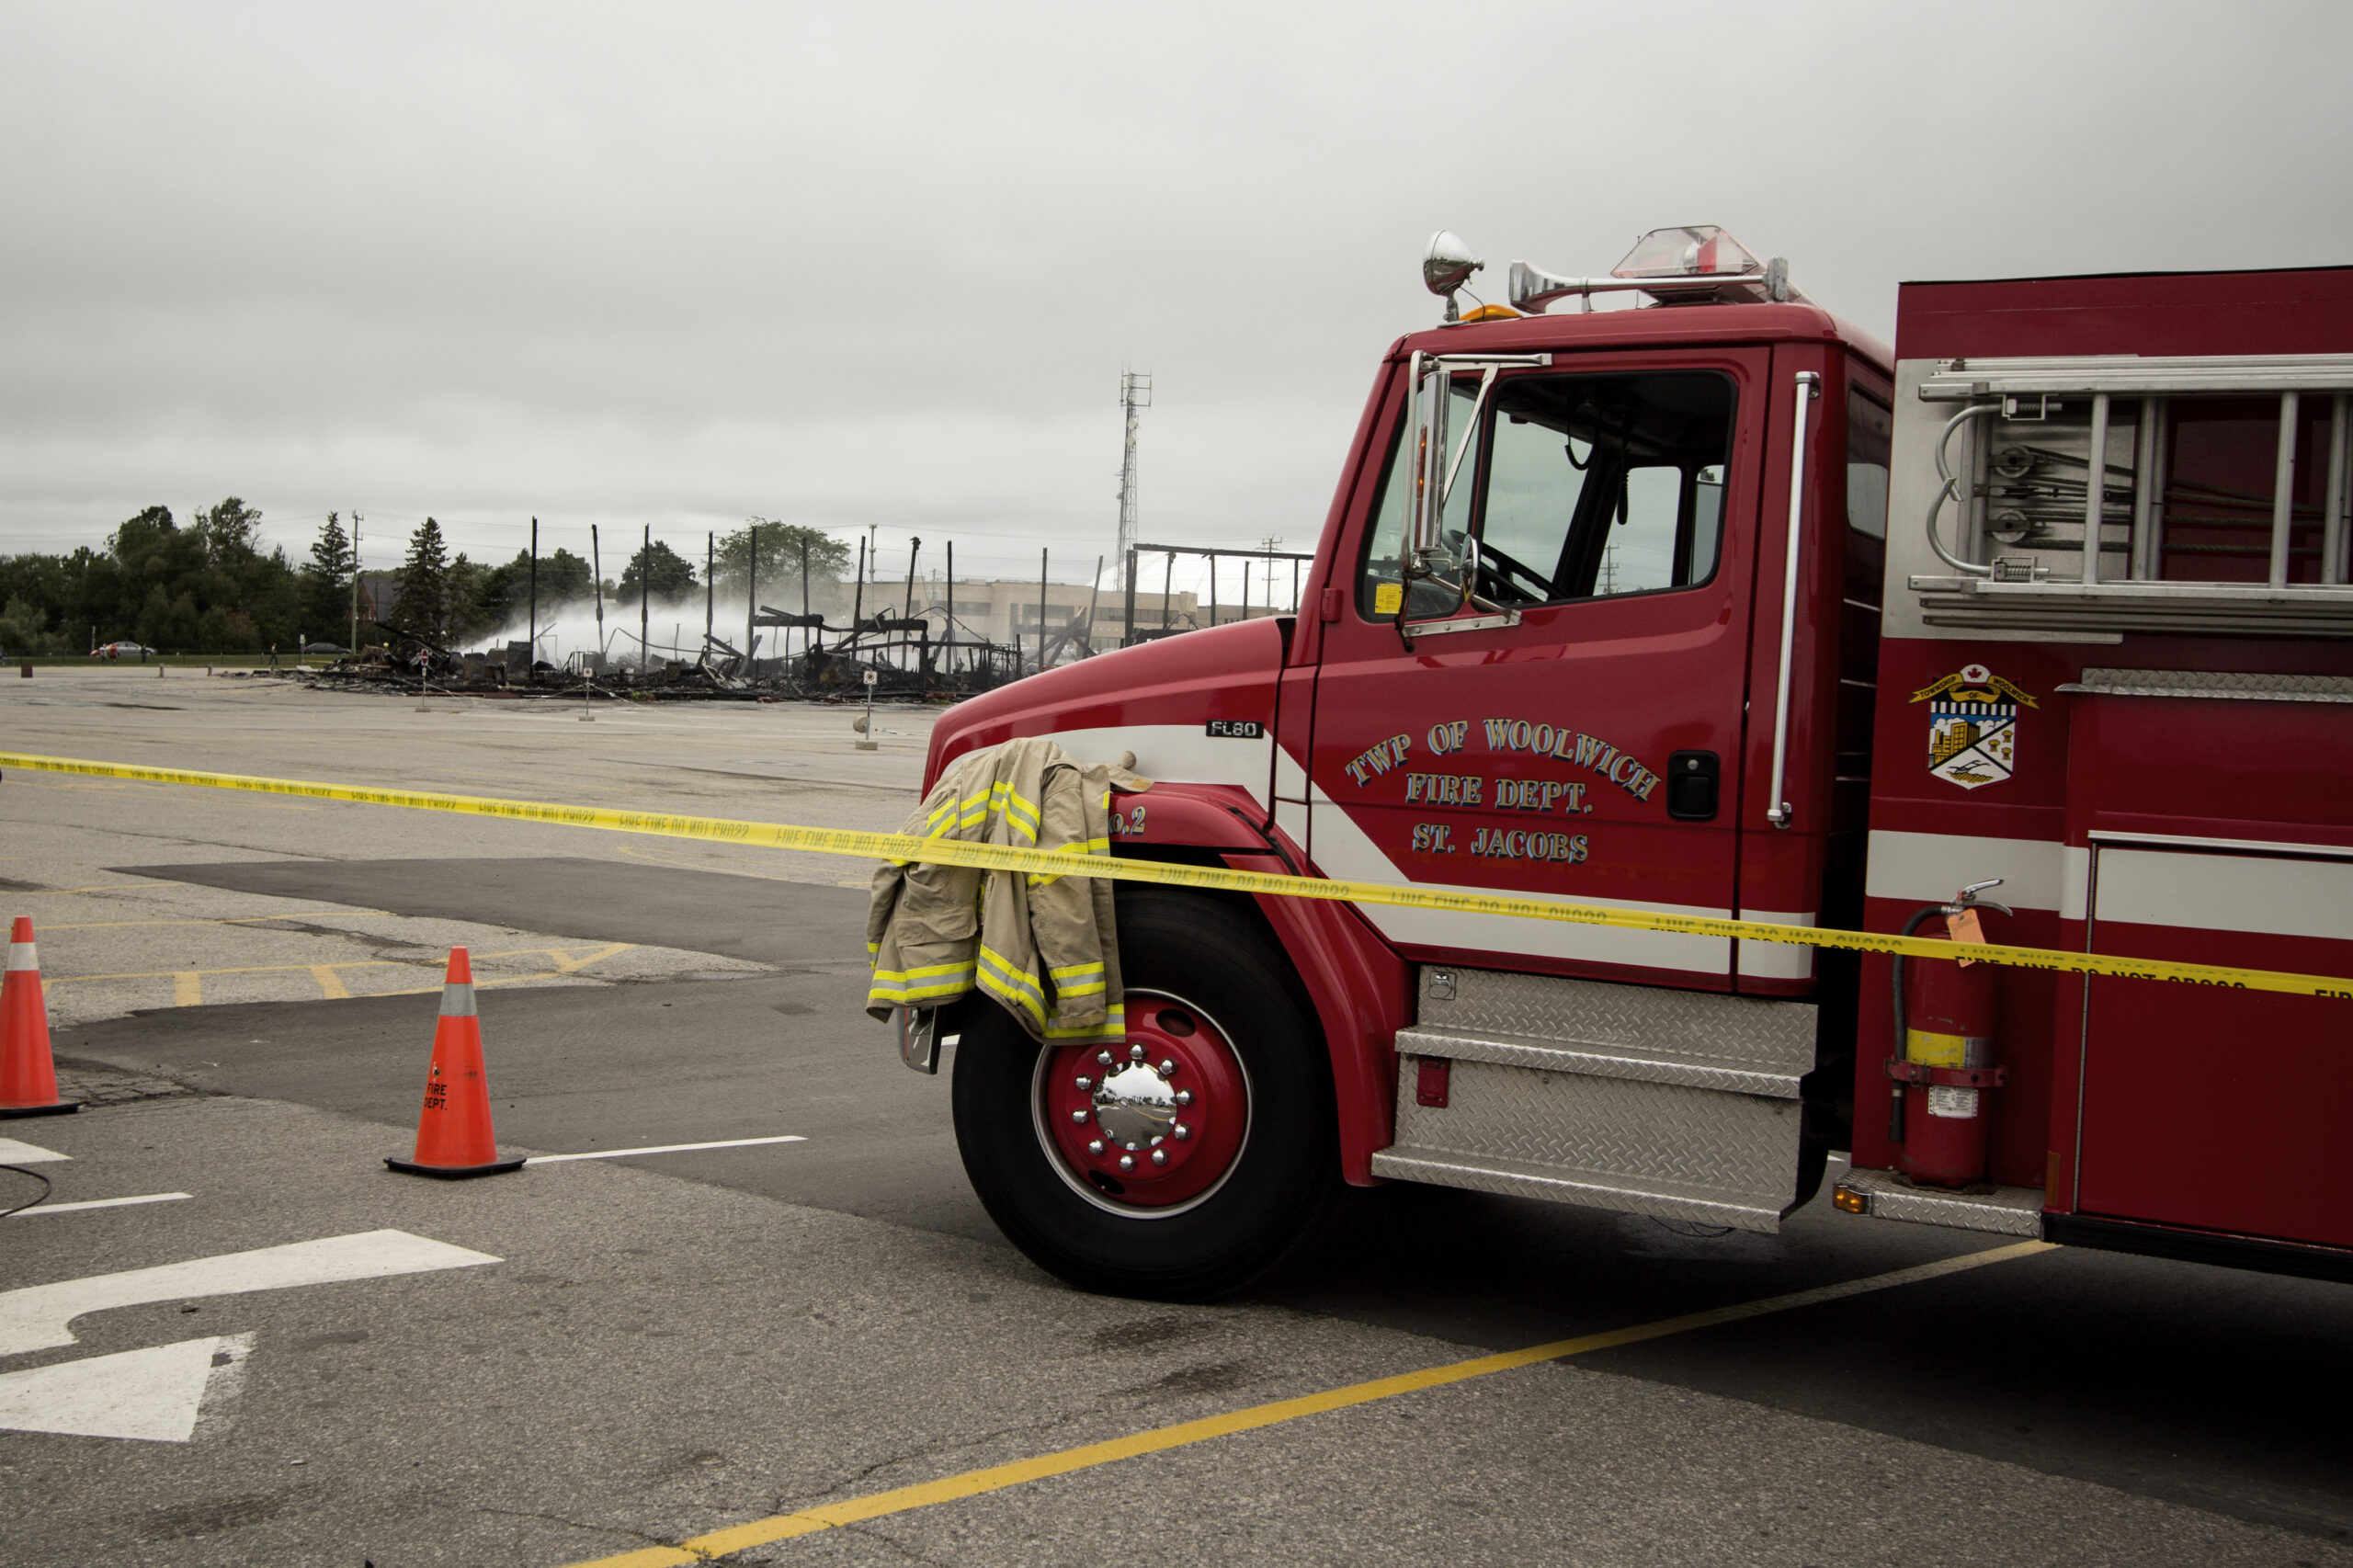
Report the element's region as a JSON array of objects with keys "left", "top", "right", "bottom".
[
  {"left": 384, "top": 1154, "right": 526, "bottom": 1179},
  {"left": 0, "top": 1101, "right": 79, "bottom": 1119}
]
